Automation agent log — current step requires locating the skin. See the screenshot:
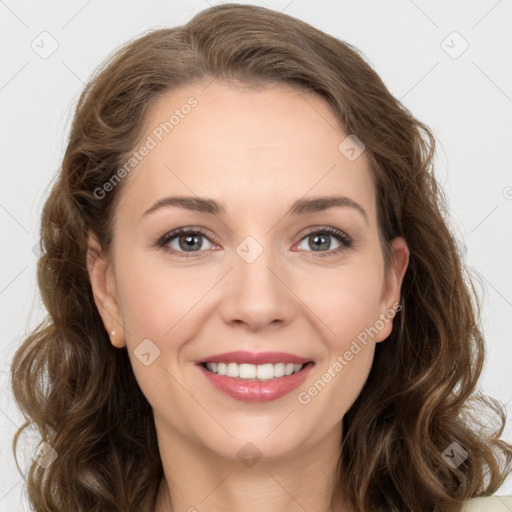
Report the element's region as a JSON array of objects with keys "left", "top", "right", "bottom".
[{"left": 88, "top": 80, "right": 409, "bottom": 512}]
